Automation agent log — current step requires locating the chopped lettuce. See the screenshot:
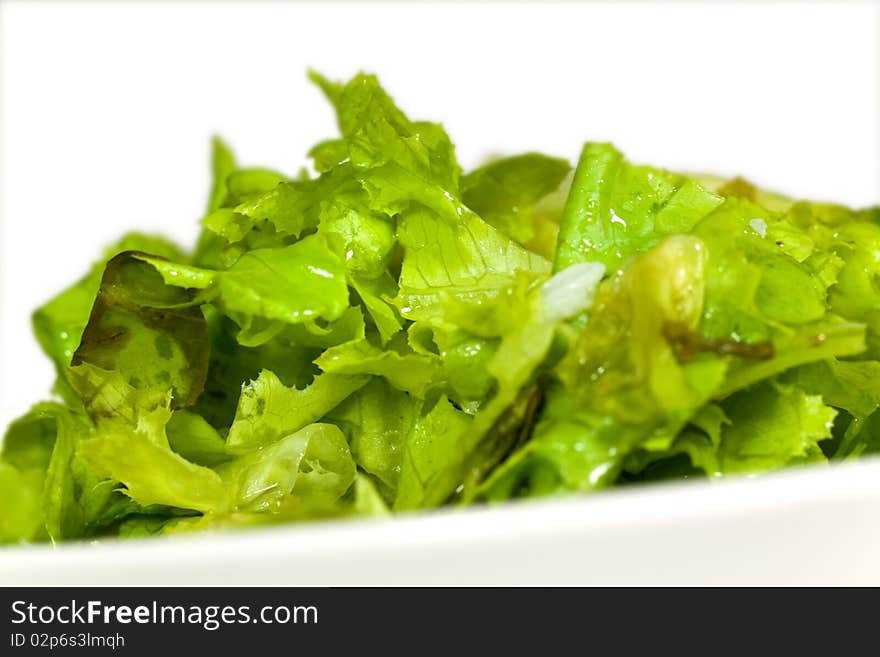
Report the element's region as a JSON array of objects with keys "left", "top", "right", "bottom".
[{"left": 2, "top": 70, "right": 878, "bottom": 544}]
